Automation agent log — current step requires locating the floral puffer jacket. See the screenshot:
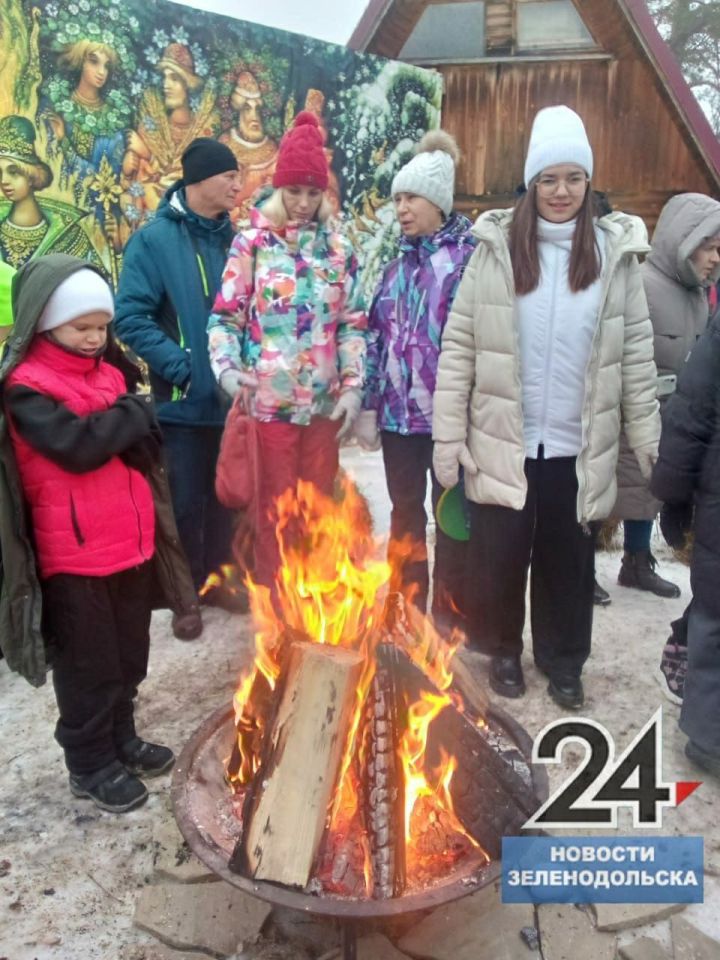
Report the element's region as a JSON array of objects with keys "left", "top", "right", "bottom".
[{"left": 207, "top": 205, "right": 367, "bottom": 425}]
